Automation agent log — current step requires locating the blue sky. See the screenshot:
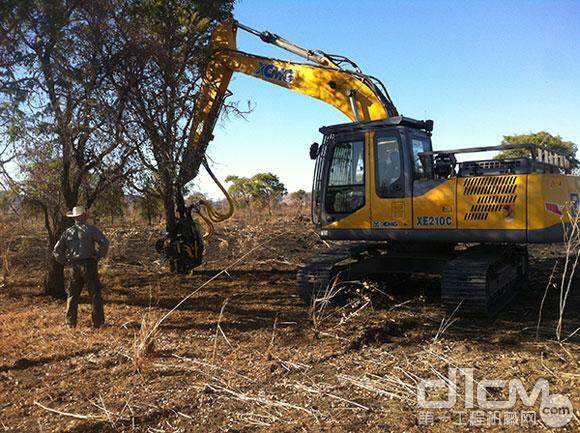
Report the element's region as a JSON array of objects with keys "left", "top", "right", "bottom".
[{"left": 195, "top": 0, "right": 580, "bottom": 197}]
